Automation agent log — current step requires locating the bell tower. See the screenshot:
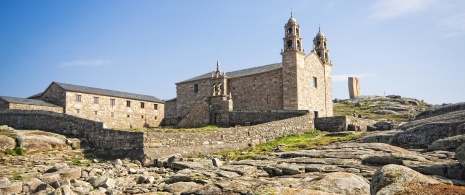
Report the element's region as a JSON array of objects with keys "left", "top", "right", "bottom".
[
  {"left": 281, "top": 13, "right": 306, "bottom": 110},
  {"left": 313, "top": 27, "right": 330, "bottom": 64}
]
